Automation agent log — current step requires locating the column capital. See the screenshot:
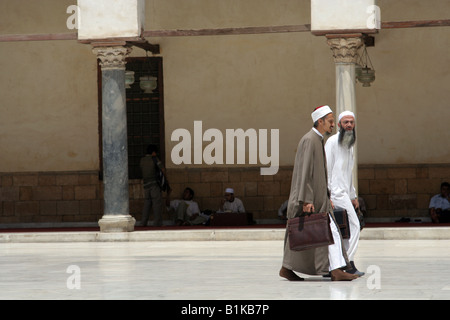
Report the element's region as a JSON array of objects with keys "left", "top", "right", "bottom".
[
  {"left": 92, "top": 45, "right": 132, "bottom": 70},
  {"left": 326, "top": 36, "right": 363, "bottom": 64}
]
